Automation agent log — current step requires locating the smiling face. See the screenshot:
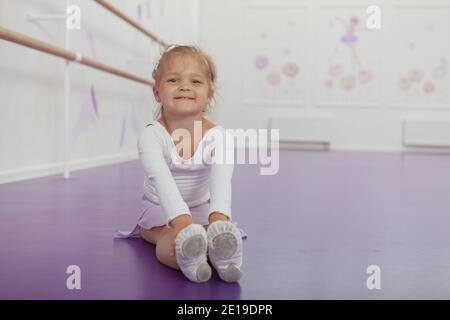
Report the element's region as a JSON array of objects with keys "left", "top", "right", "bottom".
[{"left": 153, "top": 53, "right": 213, "bottom": 119}]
